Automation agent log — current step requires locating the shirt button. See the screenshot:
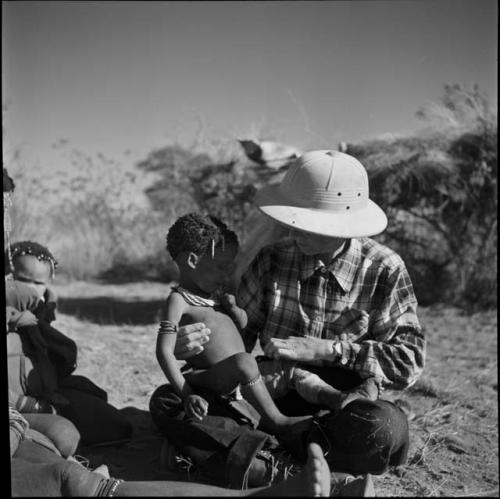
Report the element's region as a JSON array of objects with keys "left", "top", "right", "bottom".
[{"left": 340, "top": 357, "right": 348, "bottom": 365}]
